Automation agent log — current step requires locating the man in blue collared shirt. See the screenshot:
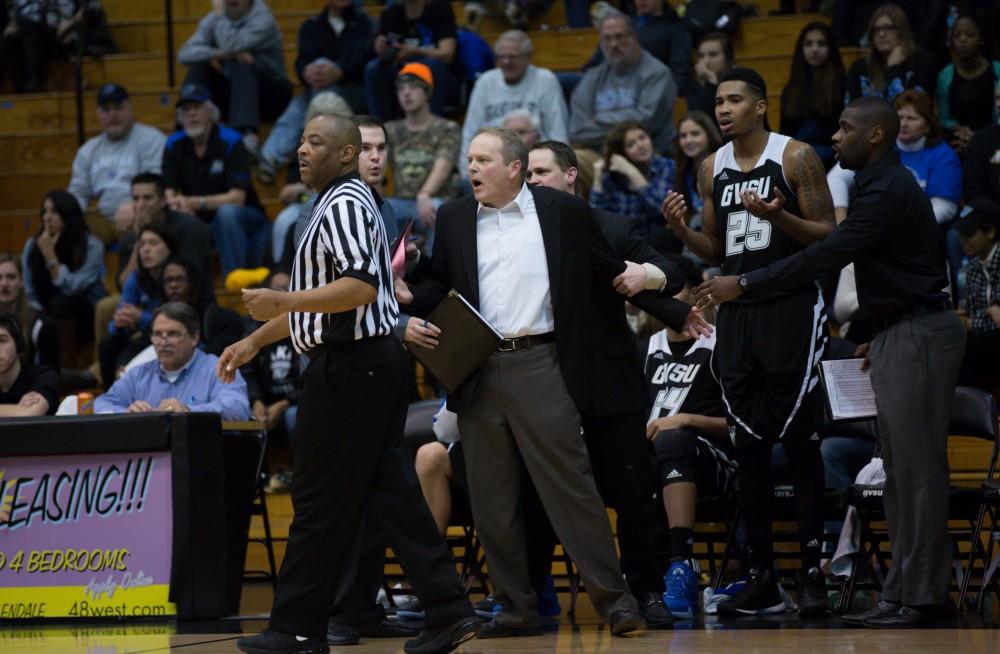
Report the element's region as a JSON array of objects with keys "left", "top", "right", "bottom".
[{"left": 95, "top": 301, "right": 250, "bottom": 420}]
